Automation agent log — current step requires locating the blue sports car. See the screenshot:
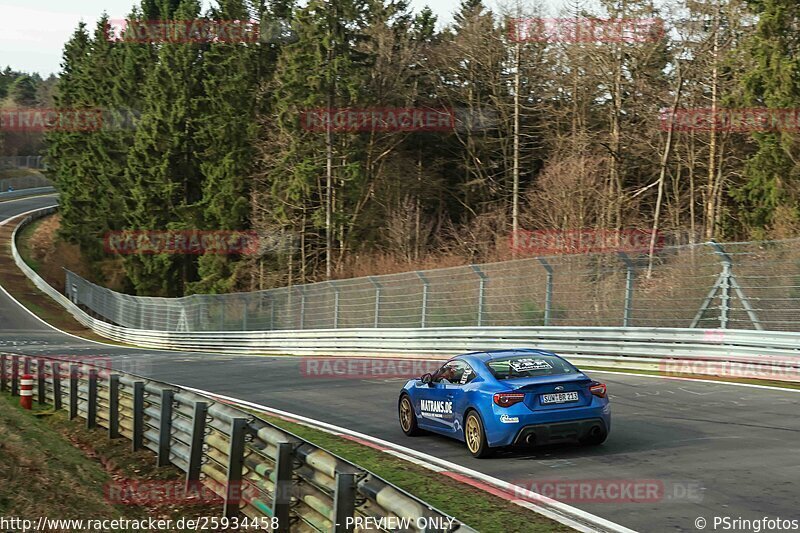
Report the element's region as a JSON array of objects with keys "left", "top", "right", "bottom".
[{"left": 398, "top": 349, "right": 611, "bottom": 458}]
